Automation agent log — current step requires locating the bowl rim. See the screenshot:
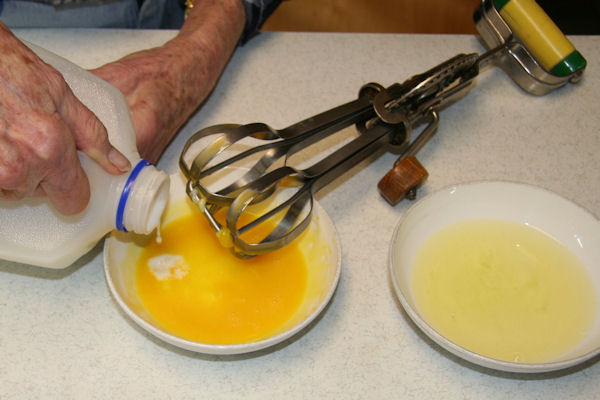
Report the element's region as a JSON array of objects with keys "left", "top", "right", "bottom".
[
  {"left": 103, "top": 198, "right": 342, "bottom": 355},
  {"left": 388, "top": 179, "right": 600, "bottom": 373}
]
